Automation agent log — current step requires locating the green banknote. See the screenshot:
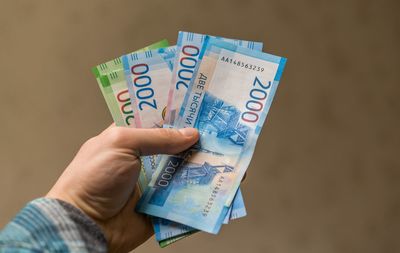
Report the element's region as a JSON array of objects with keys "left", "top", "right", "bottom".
[
  {"left": 158, "top": 230, "right": 197, "bottom": 248},
  {"left": 92, "top": 39, "right": 169, "bottom": 77}
]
